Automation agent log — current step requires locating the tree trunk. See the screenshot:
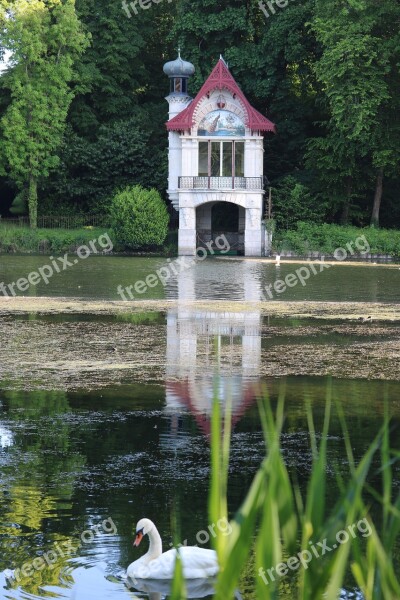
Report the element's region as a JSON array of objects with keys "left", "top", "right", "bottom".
[
  {"left": 340, "top": 177, "right": 352, "bottom": 224},
  {"left": 28, "top": 176, "right": 38, "bottom": 229},
  {"left": 371, "top": 167, "right": 384, "bottom": 228}
]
